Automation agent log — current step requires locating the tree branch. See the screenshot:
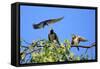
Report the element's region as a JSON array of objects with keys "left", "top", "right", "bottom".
[
  {"left": 71, "top": 45, "right": 95, "bottom": 48},
  {"left": 26, "top": 48, "right": 41, "bottom": 55}
]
